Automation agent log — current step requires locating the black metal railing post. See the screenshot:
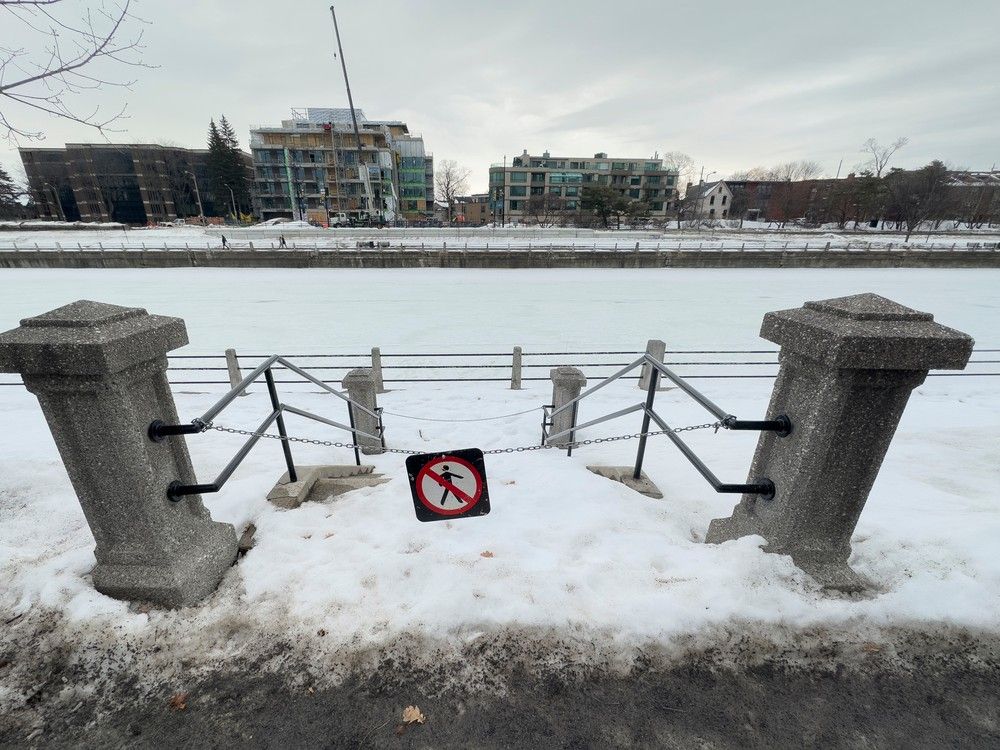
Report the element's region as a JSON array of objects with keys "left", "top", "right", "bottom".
[
  {"left": 633, "top": 368, "right": 659, "bottom": 479},
  {"left": 346, "top": 401, "right": 361, "bottom": 466},
  {"left": 264, "top": 367, "right": 297, "bottom": 483}
]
